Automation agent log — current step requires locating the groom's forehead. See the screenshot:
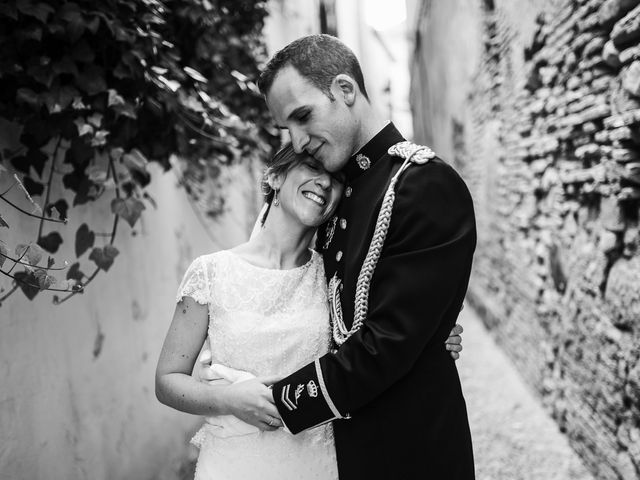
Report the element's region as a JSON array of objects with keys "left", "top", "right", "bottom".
[
  {"left": 274, "top": 65, "right": 333, "bottom": 99},
  {"left": 268, "top": 70, "right": 324, "bottom": 116}
]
